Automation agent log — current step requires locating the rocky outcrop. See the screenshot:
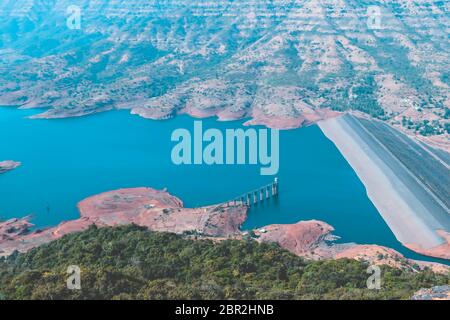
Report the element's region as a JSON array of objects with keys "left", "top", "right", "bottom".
[
  {"left": 0, "top": 161, "right": 20, "bottom": 174},
  {"left": 0, "top": 188, "right": 247, "bottom": 256},
  {"left": 406, "top": 230, "right": 450, "bottom": 261},
  {"left": 255, "top": 221, "right": 450, "bottom": 274},
  {"left": 0, "top": 217, "right": 32, "bottom": 241},
  {"left": 77, "top": 187, "right": 247, "bottom": 237},
  {"left": 255, "top": 220, "right": 335, "bottom": 259},
  {"left": 412, "top": 285, "right": 450, "bottom": 300}
]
